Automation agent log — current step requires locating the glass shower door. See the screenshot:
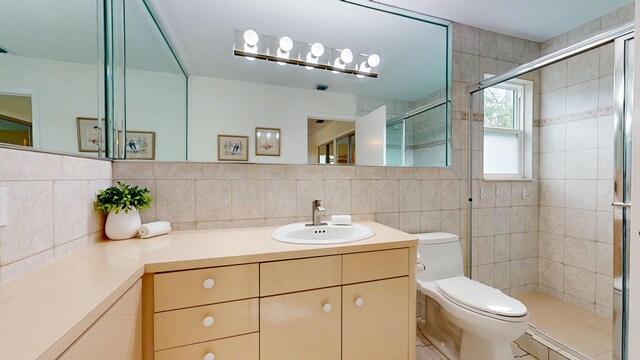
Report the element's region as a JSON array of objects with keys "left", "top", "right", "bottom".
[{"left": 612, "top": 33, "right": 633, "bottom": 360}]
